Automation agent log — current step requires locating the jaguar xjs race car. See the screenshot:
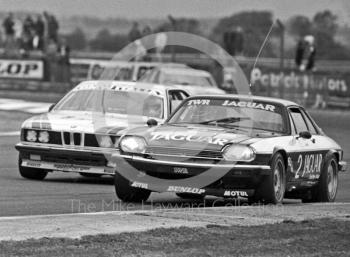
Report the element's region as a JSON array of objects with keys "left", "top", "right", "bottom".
[
  {"left": 113, "top": 95, "right": 347, "bottom": 204},
  {"left": 15, "top": 80, "right": 190, "bottom": 180}
]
